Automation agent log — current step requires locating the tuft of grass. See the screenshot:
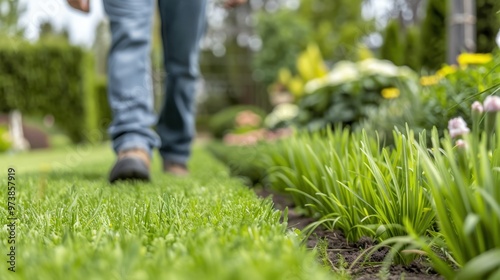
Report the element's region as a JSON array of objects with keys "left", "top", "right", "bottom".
[
  {"left": 266, "top": 128, "right": 435, "bottom": 260},
  {"left": 0, "top": 145, "right": 331, "bottom": 280}
]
